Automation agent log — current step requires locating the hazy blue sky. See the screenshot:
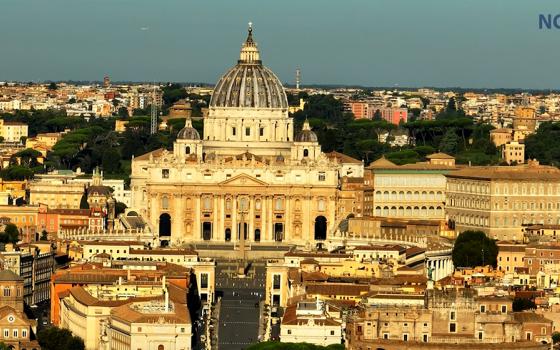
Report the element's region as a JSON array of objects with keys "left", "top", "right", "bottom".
[{"left": 1, "top": 0, "right": 559, "bottom": 88}]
